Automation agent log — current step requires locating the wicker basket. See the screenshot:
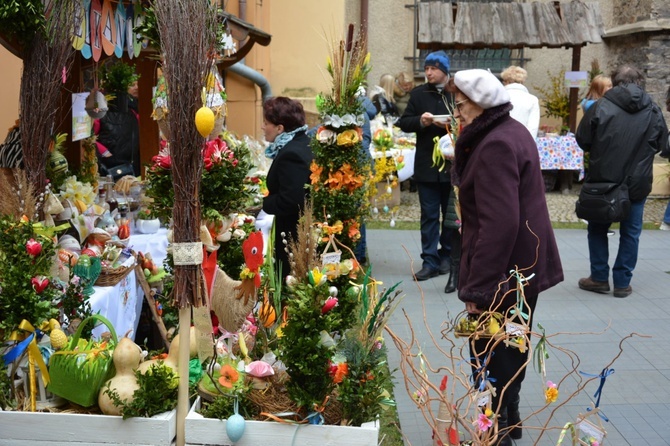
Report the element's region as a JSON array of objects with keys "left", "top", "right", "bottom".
[
  {"left": 47, "top": 314, "right": 118, "bottom": 407},
  {"left": 95, "top": 250, "right": 137, "bottom": 287}
]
